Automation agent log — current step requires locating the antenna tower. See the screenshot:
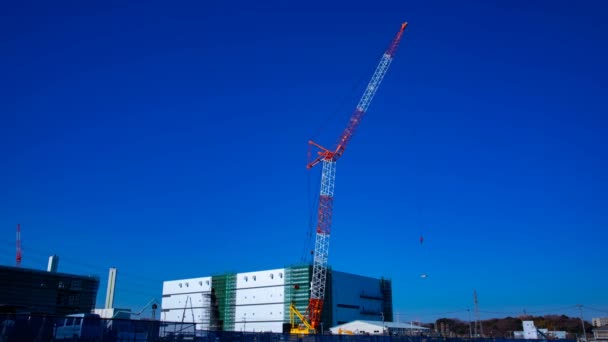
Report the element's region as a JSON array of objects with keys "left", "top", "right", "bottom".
[
  {"left": 16, "top": 224, "right": 22, "bottom": 267},
  {"left": 473, "top": 289, "right": 483, "bottom": 337}
]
